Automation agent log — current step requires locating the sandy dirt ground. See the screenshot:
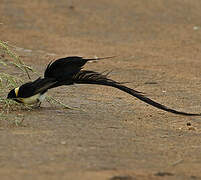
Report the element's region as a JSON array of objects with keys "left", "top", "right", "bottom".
[{"left": 1, "top": 0, "right": 201, "bottom": 179}]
